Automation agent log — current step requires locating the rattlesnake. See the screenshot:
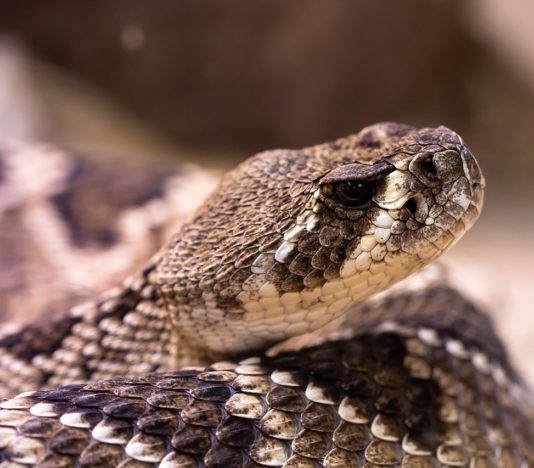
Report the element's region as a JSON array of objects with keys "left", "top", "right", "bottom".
[{"left": 0, "top": 123, "right": 532, "bottom": 466}]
